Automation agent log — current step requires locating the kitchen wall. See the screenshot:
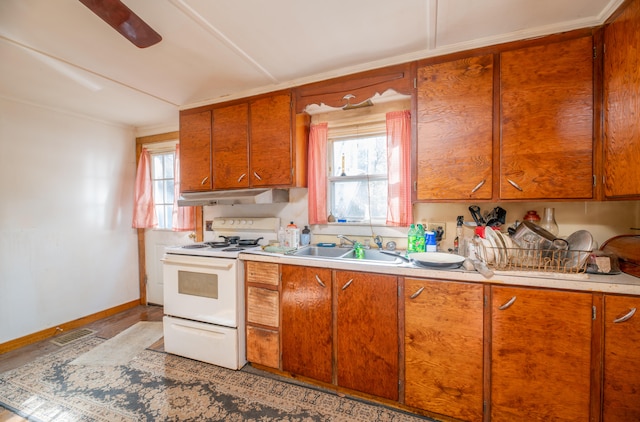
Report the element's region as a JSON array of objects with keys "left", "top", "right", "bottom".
[
  {"left": 0, "top": 97, "right": 139, "bottom": 344},
  {"left": 203, "top": 191, "right": 639, "bottom": 251}
]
